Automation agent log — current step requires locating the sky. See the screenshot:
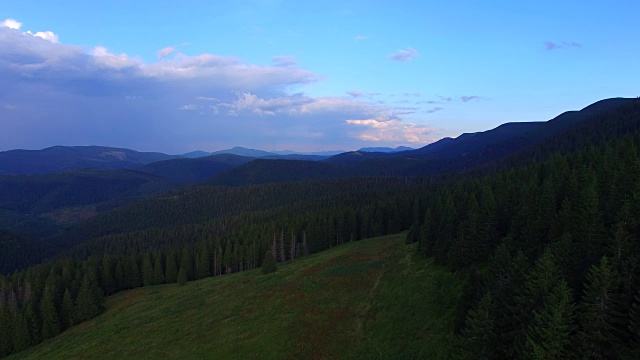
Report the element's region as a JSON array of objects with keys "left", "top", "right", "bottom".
[{"left": 1, "top": 0, "right": 639, "bottom": 154}]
